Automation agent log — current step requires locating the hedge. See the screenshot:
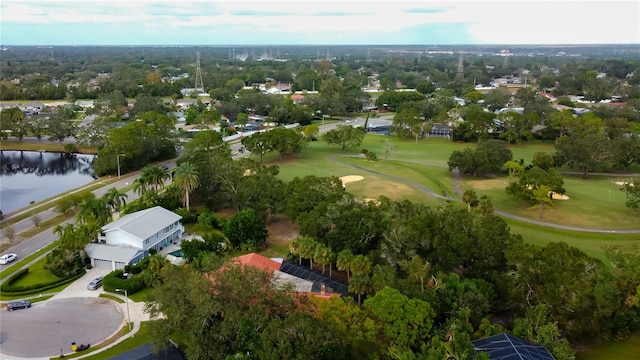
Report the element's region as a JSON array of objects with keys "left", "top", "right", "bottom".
[
  {"left": 0, "top": 270, "right": 85, "bottom": 296},
  {"left": 102, "top": 270, "right": 146, "bottom": 295}
]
